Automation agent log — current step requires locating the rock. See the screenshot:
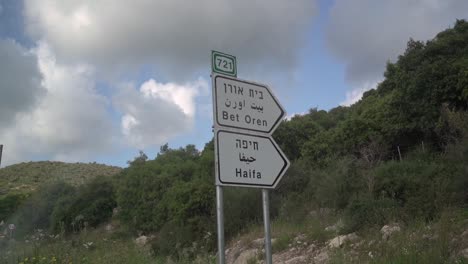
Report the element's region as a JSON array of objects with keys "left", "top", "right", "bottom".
[
  {"left": 294, "top": 234, "right": 306, "bottom": 242},
  {"left": 105, "top": 224, "right": 114, "bottom": 232},
  {"left": 461, "top": 248, "right": 468, "bottom": 259},
  {"left": 251, "top": 237, "right": 277, "bottom": 249},
  {"left": 112, "top": 207, "right": 120, "bottom": 217},
  {"left": 309, "top": 210, "right": 318, "bottom": 218},
  {"left": 252, "top": 238, "right": 264, "bottom": 248},
  {"left": 327, "top": 233, "right": 359, "bottom": 248},
  {"left": 325, "top": 219, "right": 344, "bottom": 232},
  {"left": 314, "top": 249, "right": 329, "bottom": 264},
  {"left": 380, "top": 224, "right": 401, "bottom": 240},
  {"left": 233, "top": 249, "right": 257, "bottom": 264},
  {"left": 135, "top": 235, "right": 148, "bottom": 246},
  {"left": 285, "top": 256, "right": 307, "bottom": 264},
  {"left": 306, "top": 243, "right": 317, "bottom": 254},
  {"left": 462, "top": 230, "right": 468, "bottom": 239}
]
